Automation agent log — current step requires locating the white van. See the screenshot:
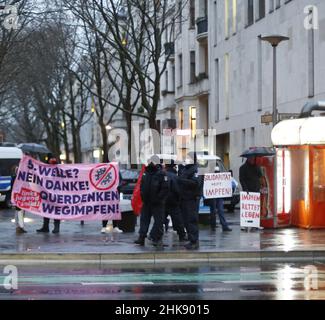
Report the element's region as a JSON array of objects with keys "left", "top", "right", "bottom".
[{"left": 0, "top": 147, "right": 23, "bottom": 207}]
